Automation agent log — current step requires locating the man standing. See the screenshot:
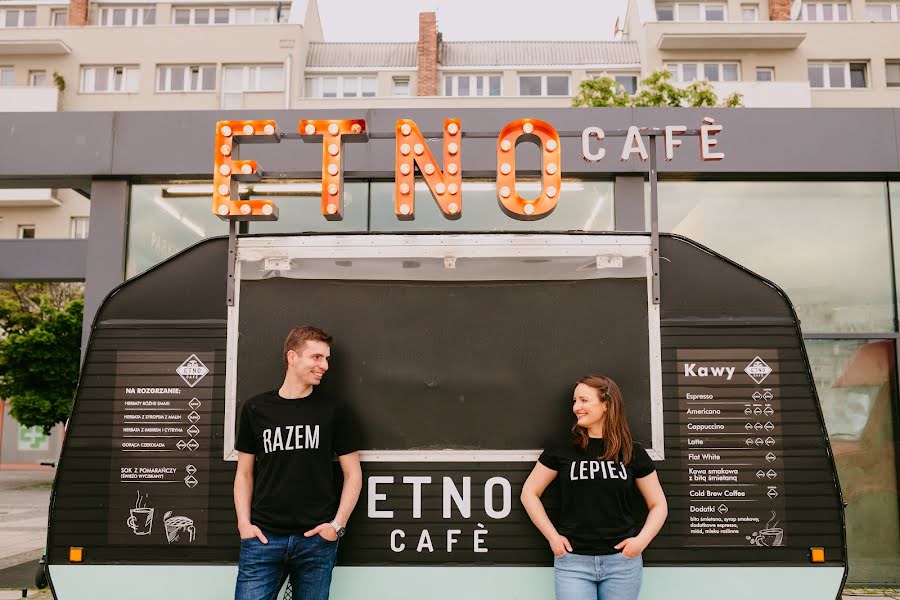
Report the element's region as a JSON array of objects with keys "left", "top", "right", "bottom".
[{"left": 234, "top": 325, "right": 362, "bottom": 600}]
